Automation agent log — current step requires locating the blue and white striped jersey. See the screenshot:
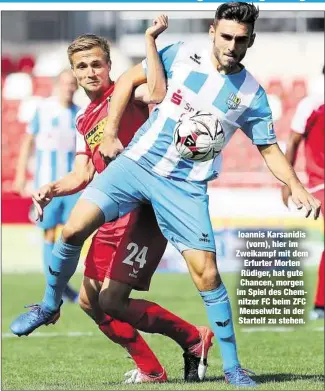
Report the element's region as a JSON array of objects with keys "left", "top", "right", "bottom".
[
  {"left": 27, "top": 96, "right": 80, "bottom": 188},
  {"left": 124, "top": 41, "right": 276, "bottom": 183}
]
